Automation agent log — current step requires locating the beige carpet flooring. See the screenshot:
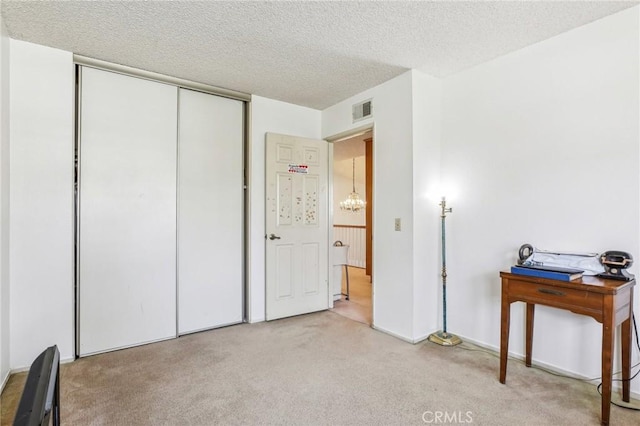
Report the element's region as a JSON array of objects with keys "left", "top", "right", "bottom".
[
  {"left": 331, "top": 266, "right": 372, "bottom": 325},
  {"left": 1, "top": 311, "right": 639, "bottom": 425}
]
